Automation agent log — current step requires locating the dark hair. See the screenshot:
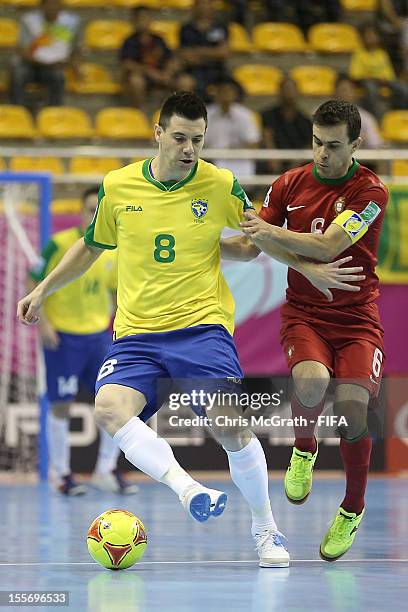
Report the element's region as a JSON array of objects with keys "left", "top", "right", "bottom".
[
  {"left": 312, "top": 99, "right": 361, "bottom": 142},
  {"left": 159, "top": 91, "right": 207, "bottom": 129},
  {"left": 82, "top": 186, "right": 100, "bottom": 202}
]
